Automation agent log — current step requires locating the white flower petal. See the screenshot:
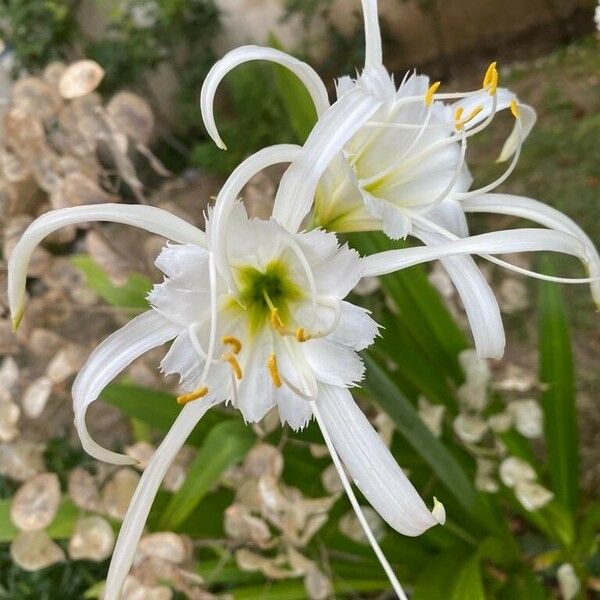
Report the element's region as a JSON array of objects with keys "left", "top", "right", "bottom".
[
  {"left": 361, "top": 228, "right": 588, "bottom": 276},
  {"left": 462, "top": 193, "right": 600, "bottom": 306},
  {"left": 236, "top": 339, "right": 276, "bottom": 423},
  {"left": 104, "top": 400, "right": 211, "bottom": 600},
  {"left": 200, "top": 46, "right": 329, "bottom": 150},
  {"left": 427, "top": 199, "right": 469, "bottom": 238},
  {"left": 208, "top": 144, "right": 301, "bottom": 289},
  {"left": 72, "top": 311, "right": 179, "bottom": 465},
  {"left": 361, "top": 0, "right": 383, "bottom": 69},
  {"left": 315, "top": 385, "right": 441, "bottom": 536},
  {"left": 276, "top": 385, "right": 313, "bottom": 431},
  {"left": 305, "top": 339, "right": 365, "bottom": 387},
  {"left": 273, "top": 88, "right": 382, "bottom": 233},
  {"left": 8, "top": 204, "right": 204, "bottom": 328},
  {"left": 414, "top": 229, "right": 505, "bottom": 359},
  {"left": 329, "top": 301, "right": 379, "bottom": 351},
  {"left": 498, "top": 103, "right": 536, "bottom": 162}
]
